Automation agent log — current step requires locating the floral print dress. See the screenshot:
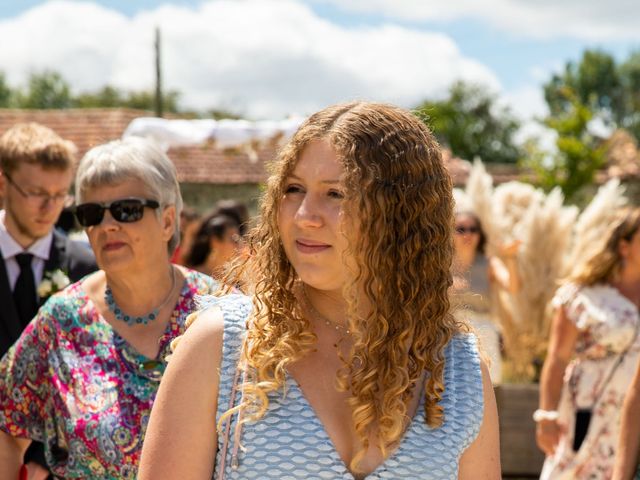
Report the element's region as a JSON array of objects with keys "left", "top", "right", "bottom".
[
  {"left": 540, "top": 282, "right": 640, "bottom": 480},
  {"left": 0, "top": 269, "right": 215, "bottom": 479}
]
